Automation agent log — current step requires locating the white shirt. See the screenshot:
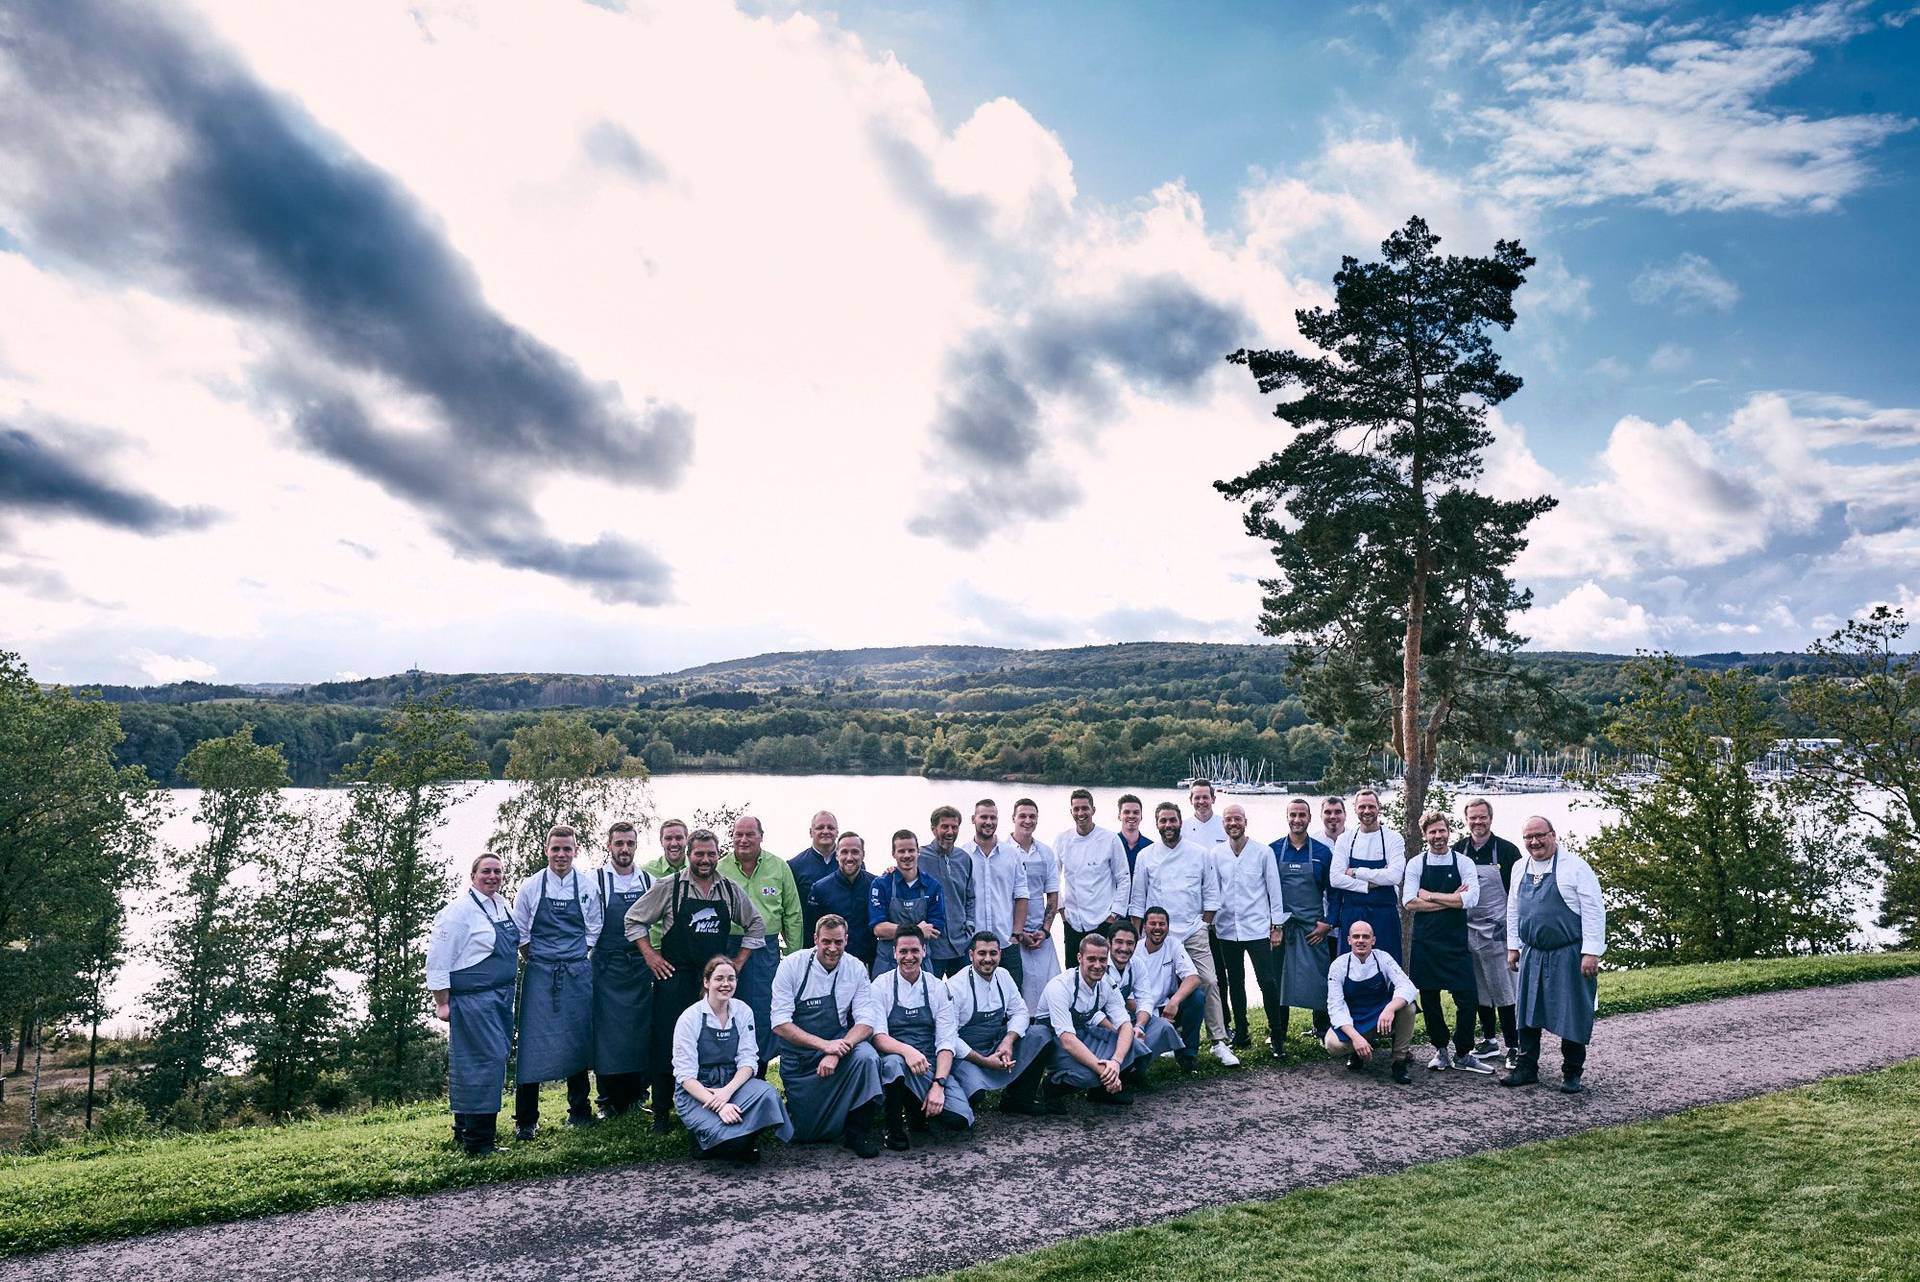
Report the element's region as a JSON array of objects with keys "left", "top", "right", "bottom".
[
  {"left": 1330, "top": 827, "right": 1406, "bottom": 895},
  {"left": 1123, "top": 937, "right": 1198, "bottom": 1011},
  {"left": 1326, "top": 950, "right": 1417, "bottom": 1030},
  {"left": 1011, "top": 837, "right": 1059, "bottom": 934},
  {"left": 1400, "top": 849, "right": 1481, "bottom": 908},
  {"left": 509, "top": 868, "right": 602, "bottom": 950},
  {"left": 770, "top": 948, "right": 883, "bottom": 1030},
  {"left": 1211, "top": 836, "right": 1288, "bottom": 940},
  {"left": 1041, "top": 968, "right": 1128, "bottom": 1034},
  {"left": 597, "top": 864, "right": 655, "bottom": 897},
  {"left": 945, "top": 965, "right": 1032, "bottom": 1037},
  {"left": 1054, "top": 825, "right": 1132, "bottom": 930},
  {"left": 1128, "top": 839, "right": 1222, "bottom": 938},
  {"left": 425, "top": 889, "right": 512, "bottom": 990},
  {"left": 1183, "top": 812, "right": 1227, "bottom": 847},
  {"left": 871, "top": 967, "right": 961, "bottom": 1058},
  {"left": 671, "top": 998, "right": 758, "bottom": 1082},
  {"left": 1506, "top": 849, "right": 1607, "bottom": 955},
  {"left": 967, "top": 839, "right": 1030, "bottom": 946}
]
